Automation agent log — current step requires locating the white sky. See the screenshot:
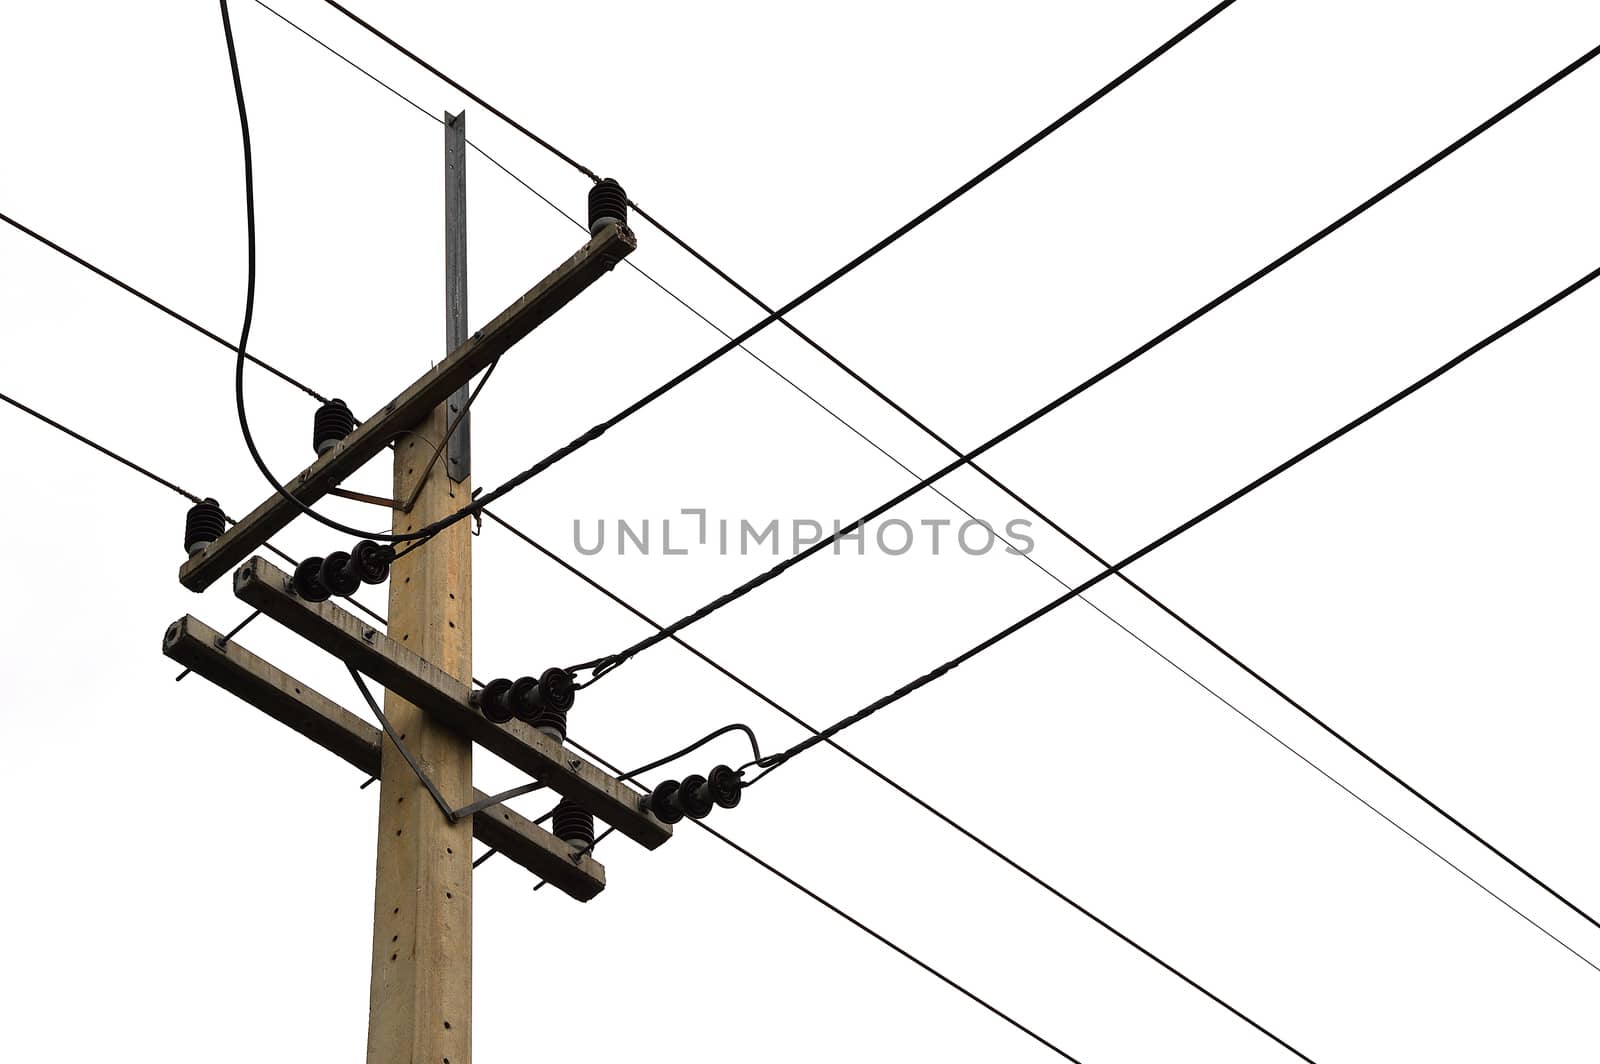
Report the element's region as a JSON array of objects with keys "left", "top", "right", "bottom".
[{"left": 2, "top": 1, "right": 1598, "bottom": 1061}]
